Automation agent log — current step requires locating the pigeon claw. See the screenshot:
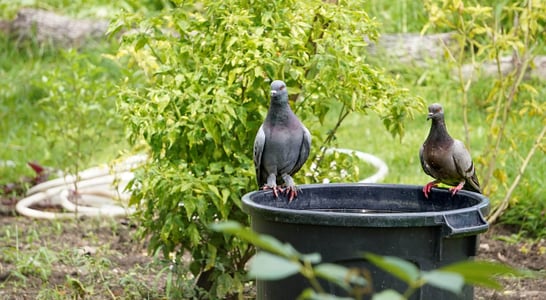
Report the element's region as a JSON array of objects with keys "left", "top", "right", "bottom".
[
  {"left": 261, "top": 185, "right": 283, "bottom": 198},
  {"left": 449, "top": 182, "right": 465, "bottom": 197},
  {"left": 423, "top": 181, "right": 438, "bottom": 199},
  {"left": 285, "top": 186, "right": 298, "bottom": 203}
]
